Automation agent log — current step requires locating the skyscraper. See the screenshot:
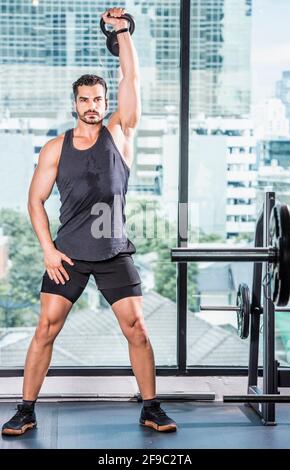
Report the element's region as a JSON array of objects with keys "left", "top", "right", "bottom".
[
  {"left": 0, "top": 0, "right": 126, "bottom": 118},
  {"left": 190, "top": 0, "right": 252, "bottom": 118},
  {"left": 0, "top": 0, "right": 252, "bottom": 119}
]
